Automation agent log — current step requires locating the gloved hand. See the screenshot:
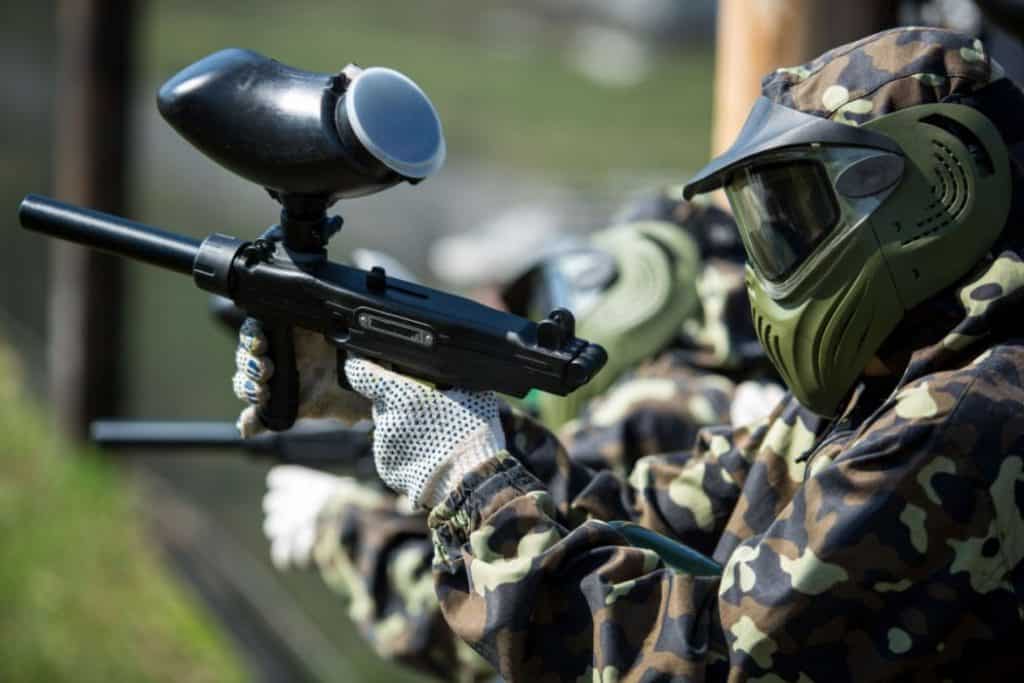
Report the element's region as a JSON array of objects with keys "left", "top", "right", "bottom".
[
  {"left": 233, "top": 318, "right": 371, "bottom": 437},
  {"left": 262, "top": 465, "right": 391, "bottom": 570},
  {"left": 234, "top": 318, "right": 506, "bottom": 508},
  {"left": 344, "top": 357, "right": 505, "bottom": 508}
]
